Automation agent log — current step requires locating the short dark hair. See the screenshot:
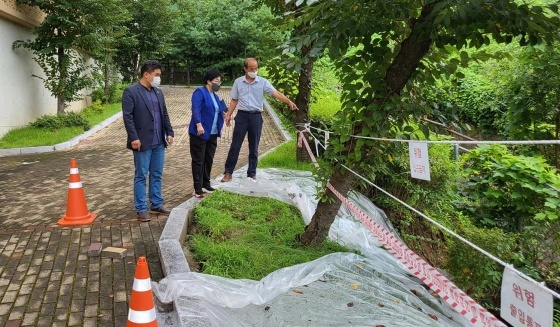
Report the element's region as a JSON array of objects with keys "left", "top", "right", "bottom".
[
  {"left": 203, "top": 69, "right": 222, "bottom": 84},
  {"left": 140, "top": 60, "right": 162, "bottom": 76}
]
